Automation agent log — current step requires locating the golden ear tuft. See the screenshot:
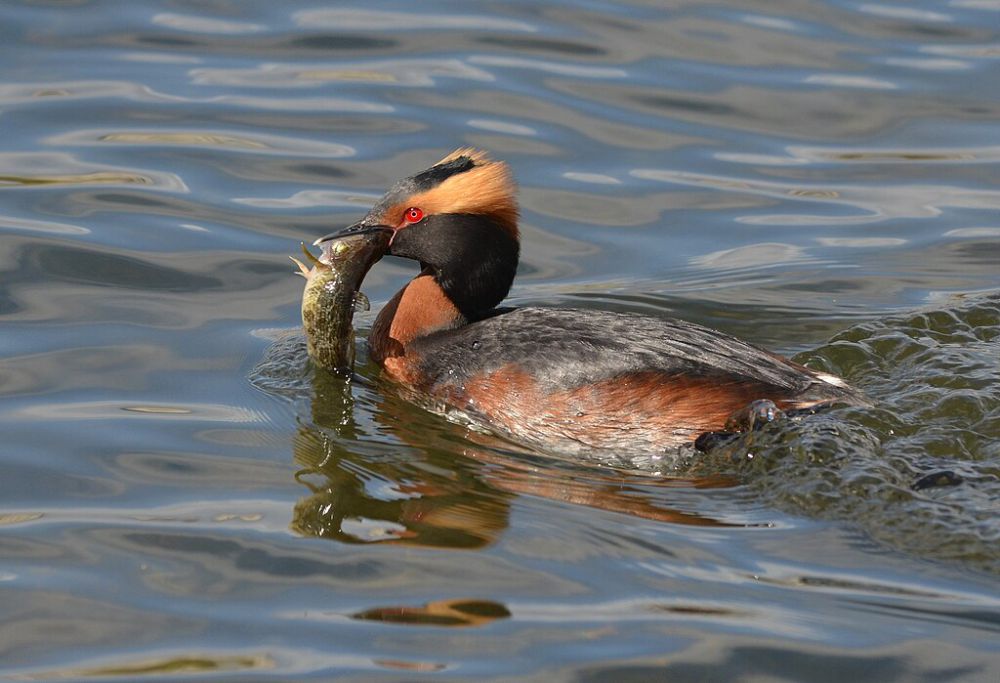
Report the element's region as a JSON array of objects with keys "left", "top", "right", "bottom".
[
  {"left": 407, "top": 149, "right": 519, "bottom": 238},
  {"left": 435, "top": 147, "right": 494, "bottom": 167}
]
